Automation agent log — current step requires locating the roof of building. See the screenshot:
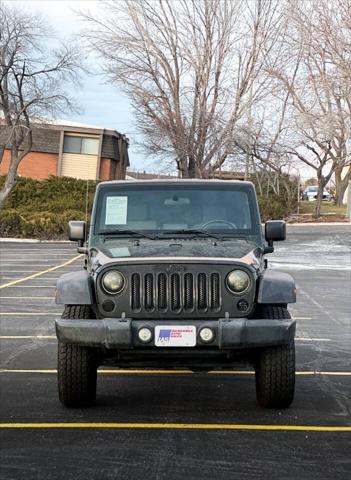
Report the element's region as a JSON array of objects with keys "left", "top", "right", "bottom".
[
  {"left": 0, "top": 122, "right": 129, "bottom": 163},
  {"left": 53, "top": 119, "right": 106, "bottom": 129}
]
